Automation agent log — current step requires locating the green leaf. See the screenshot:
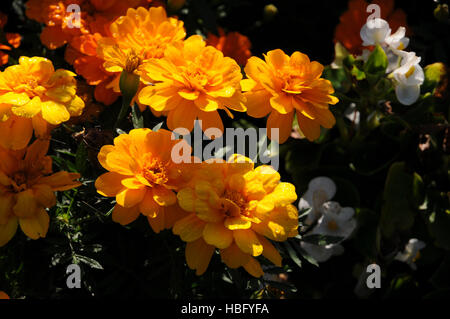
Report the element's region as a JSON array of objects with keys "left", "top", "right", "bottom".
[
  {"left": 364, "top": 45, "right": 388, "bottom": 76},
  {"left": 379, "top": 162, "right": 420, "bottom": 238},
  {"left": 323, "top": 66, "right": 351, "bottom": 93},
  {"left": 301, "top": 234, "right": 344, "bottom": 246},
  {"left": 428, "top": 210, "right": 450, "bottom": 250},
  {"left": 75, "top": 142, "right": 88, "bottom": 175},
  {"left": 351, "top": 65, "right": 366, "bottom": 80},
  {"left": 283, "top": 242, "right": 302, "bottom": 268},
  {"left": 75, "top": 254, "right": 104, "bottom": 270}
]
